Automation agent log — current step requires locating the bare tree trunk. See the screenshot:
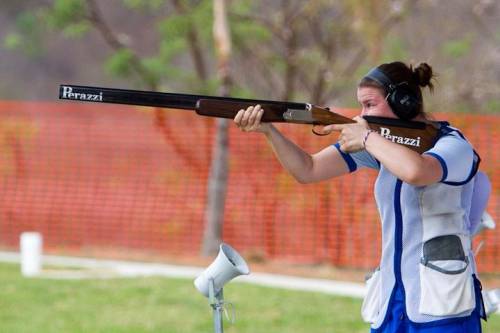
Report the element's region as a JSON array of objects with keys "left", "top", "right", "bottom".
[{"left": 201, "top": 0, "right": 233, "bottom": 256}]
